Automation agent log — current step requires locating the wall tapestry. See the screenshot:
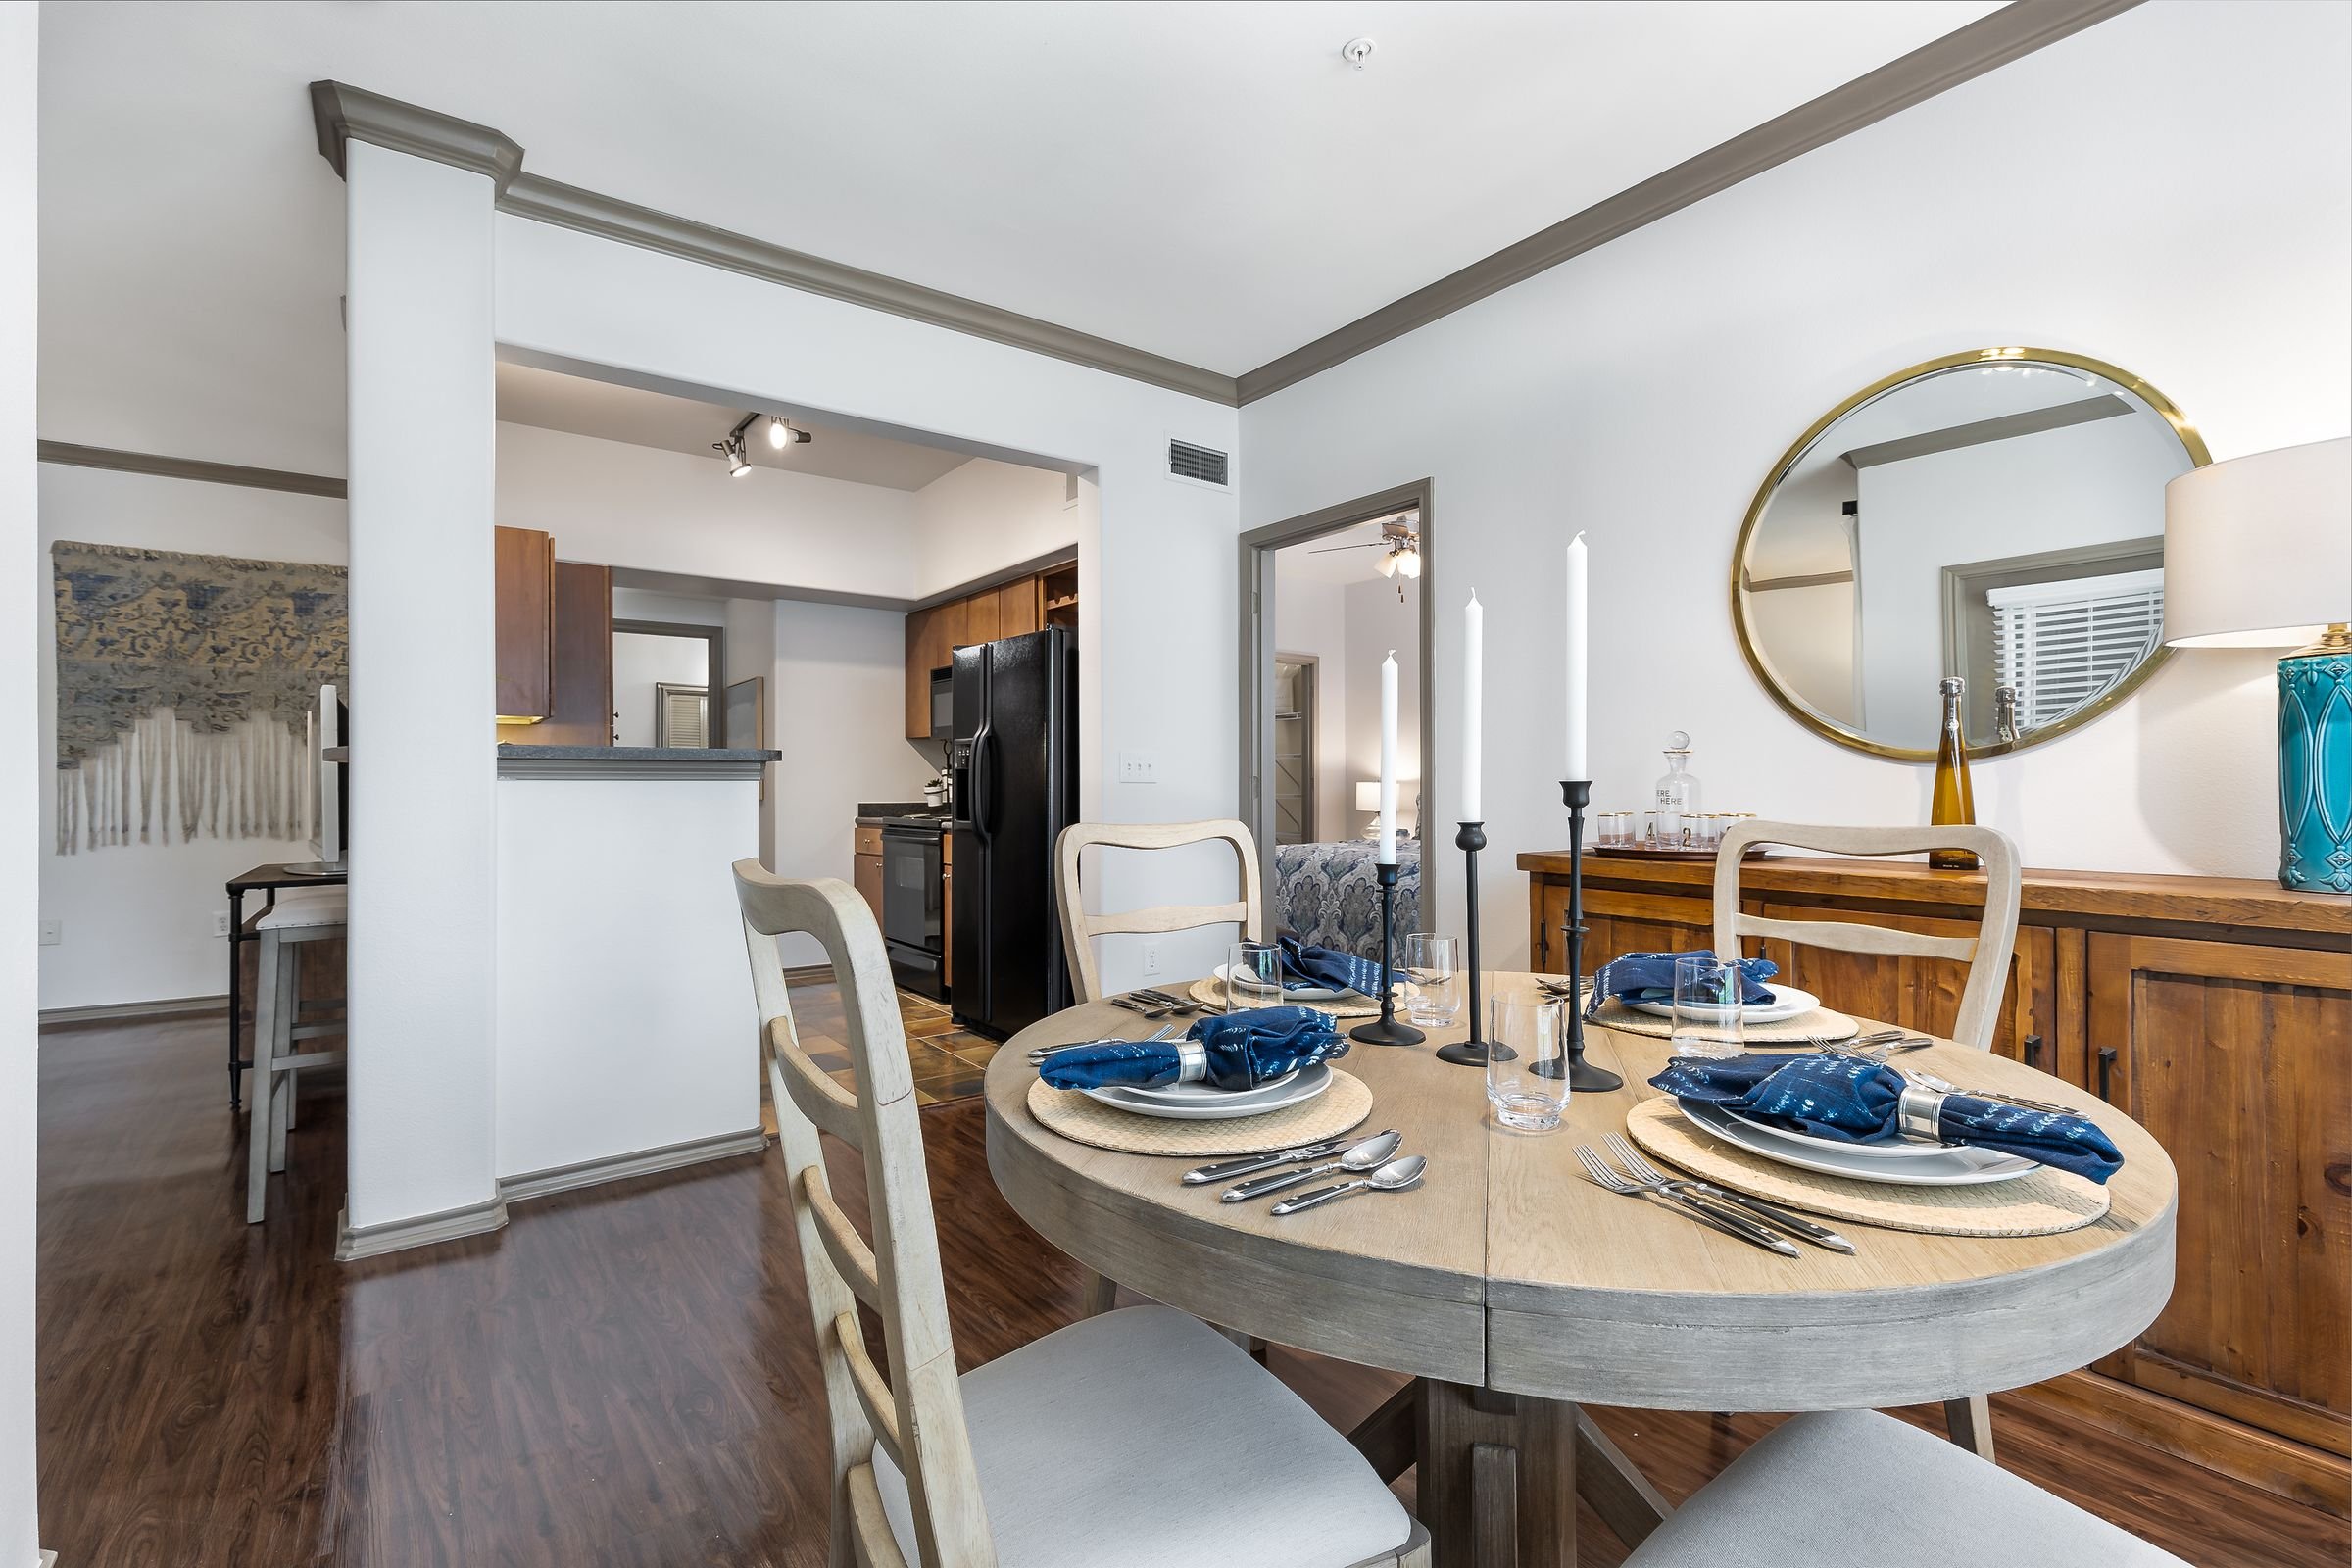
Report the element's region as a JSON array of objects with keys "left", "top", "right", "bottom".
[{"left": 52, "top": 541, "right": 348, "bottom": 854}]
